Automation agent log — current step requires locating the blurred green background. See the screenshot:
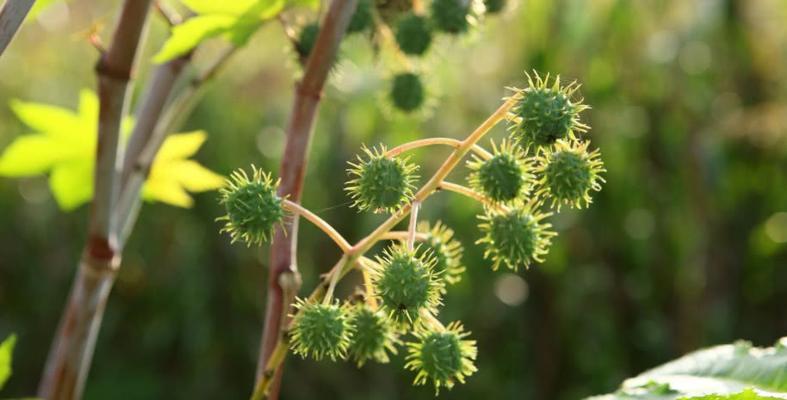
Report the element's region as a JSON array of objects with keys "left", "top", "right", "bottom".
[{"left": 2, "top": 0, "right": 787, "bottom": 399}]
